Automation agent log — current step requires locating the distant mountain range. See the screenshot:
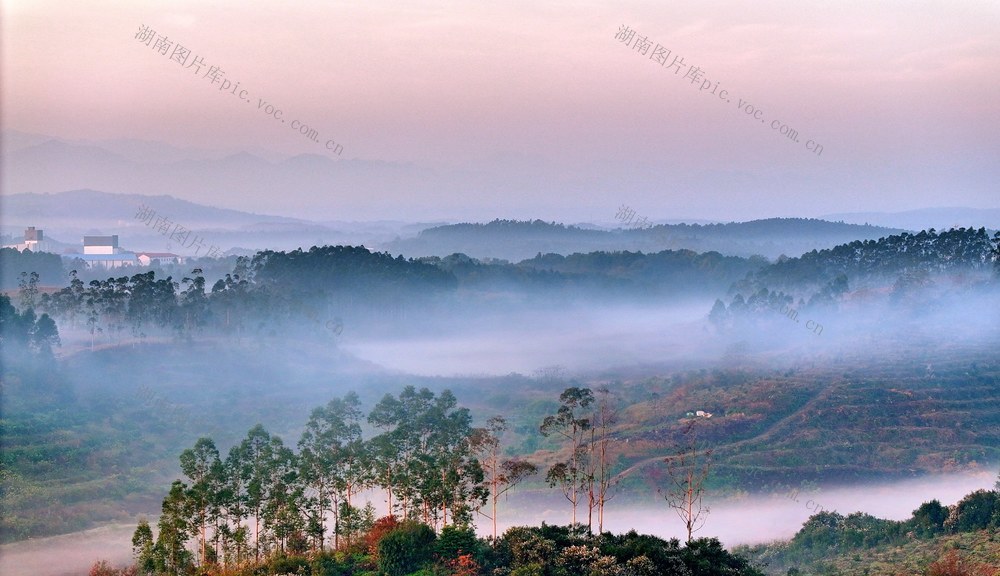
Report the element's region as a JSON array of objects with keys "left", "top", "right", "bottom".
[
  {"left": 3, "top": 190, "right": 908, "bottom": 260},
  {"left": 385, "top": 218, "right": 906, "bottom": 260},
  {"left": 0, "top": 190, "right": 439, "bottom": 255},
  {"left": 5, "top": 130, "right": 998, "bottom": 229},
  {"left": 1, "top": 130, "right": 451, "bottom": 221}
]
